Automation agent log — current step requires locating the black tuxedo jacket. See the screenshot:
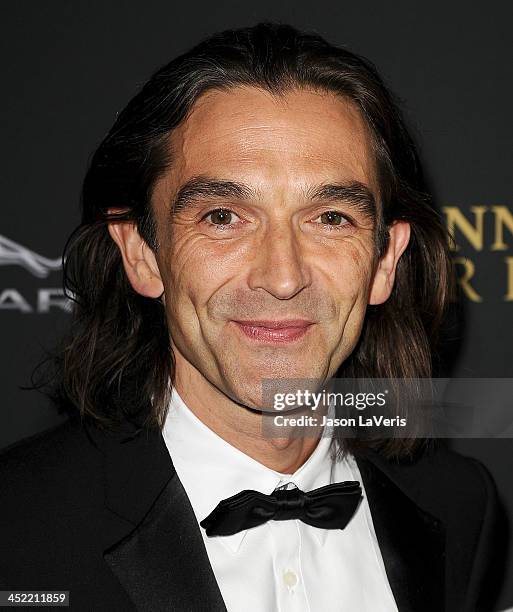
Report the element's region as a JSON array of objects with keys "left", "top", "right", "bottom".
[{"left": 0, "top": 415, "right": 502, "bottom": 612}]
